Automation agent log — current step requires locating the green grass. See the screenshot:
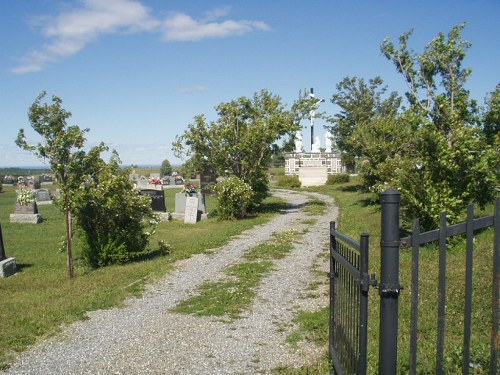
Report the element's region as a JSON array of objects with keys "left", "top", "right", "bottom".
[
  {"left": 172, "top": 230, "right": 299, "bottom": 319},
  {"left": 0, "top": 184, "right": 286, "bottom": 369}
]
